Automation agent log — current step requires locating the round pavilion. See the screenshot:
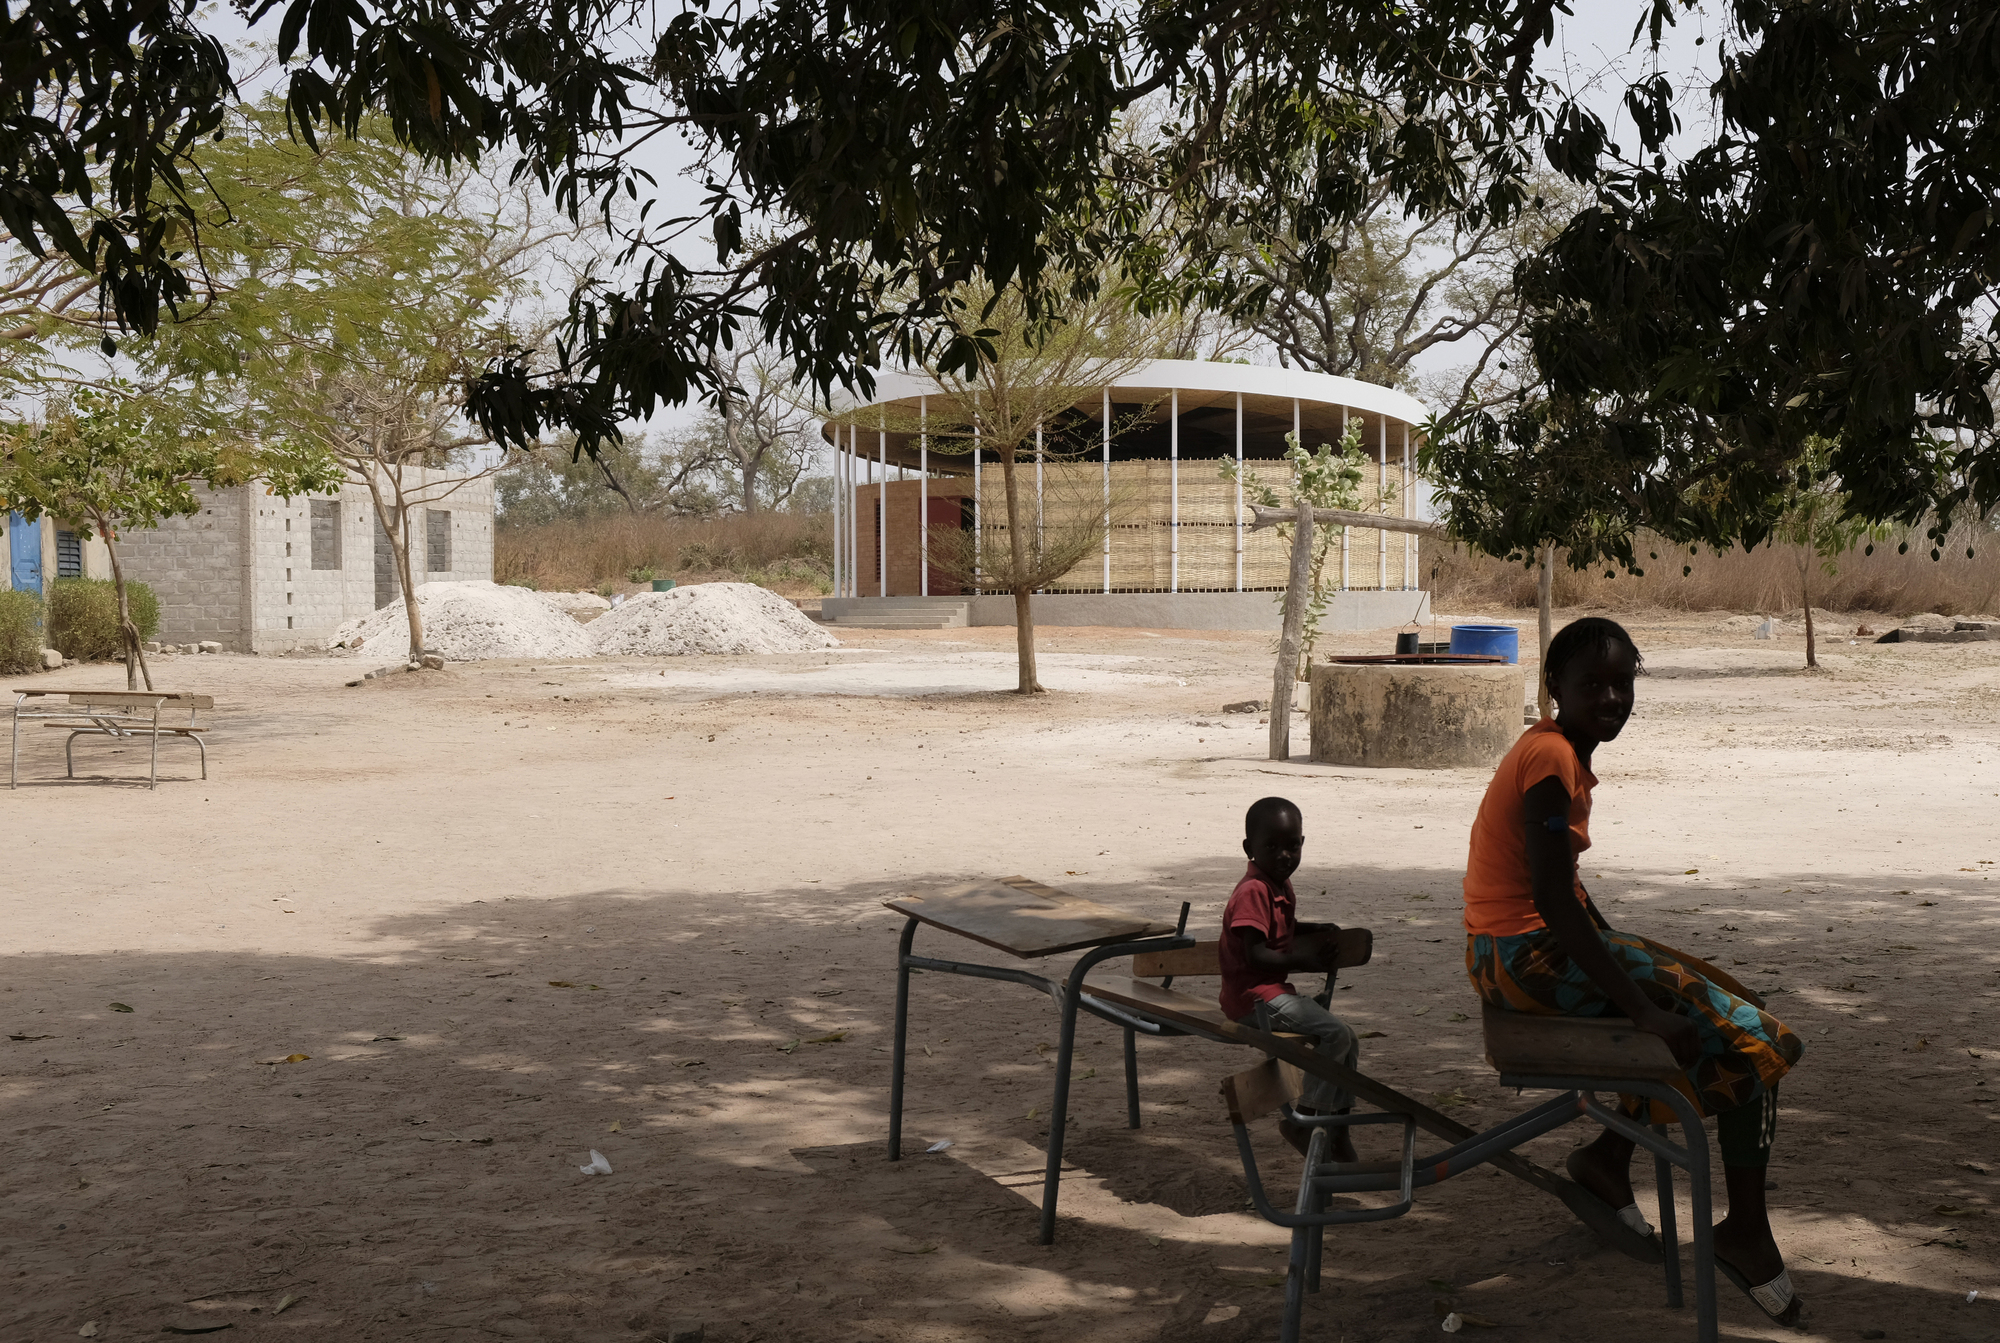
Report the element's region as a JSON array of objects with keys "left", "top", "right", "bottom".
[{"left": 820, "top": 359, "right": 1432, "bottom": 630}]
